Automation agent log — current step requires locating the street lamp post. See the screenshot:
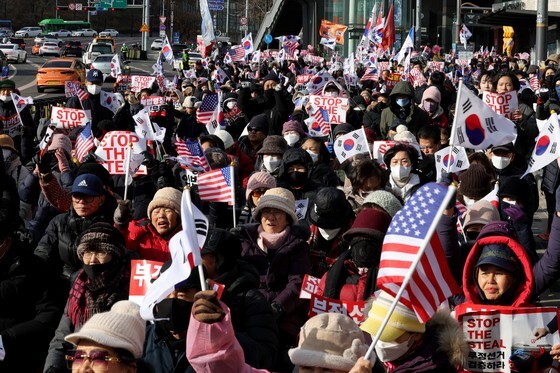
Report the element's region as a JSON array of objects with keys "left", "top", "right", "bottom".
[{"left": 536, "top": 0, "right": 548, "bottom": 63}]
